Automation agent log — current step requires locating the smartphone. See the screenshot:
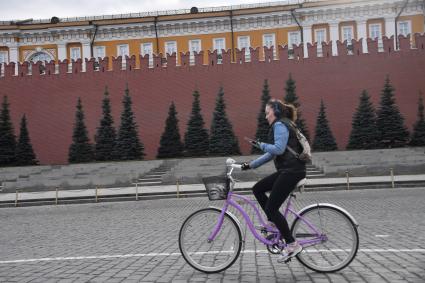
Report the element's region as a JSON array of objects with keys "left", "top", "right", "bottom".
[{"left": 244, "top": 137, "right": 260, "bottom": 149}]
